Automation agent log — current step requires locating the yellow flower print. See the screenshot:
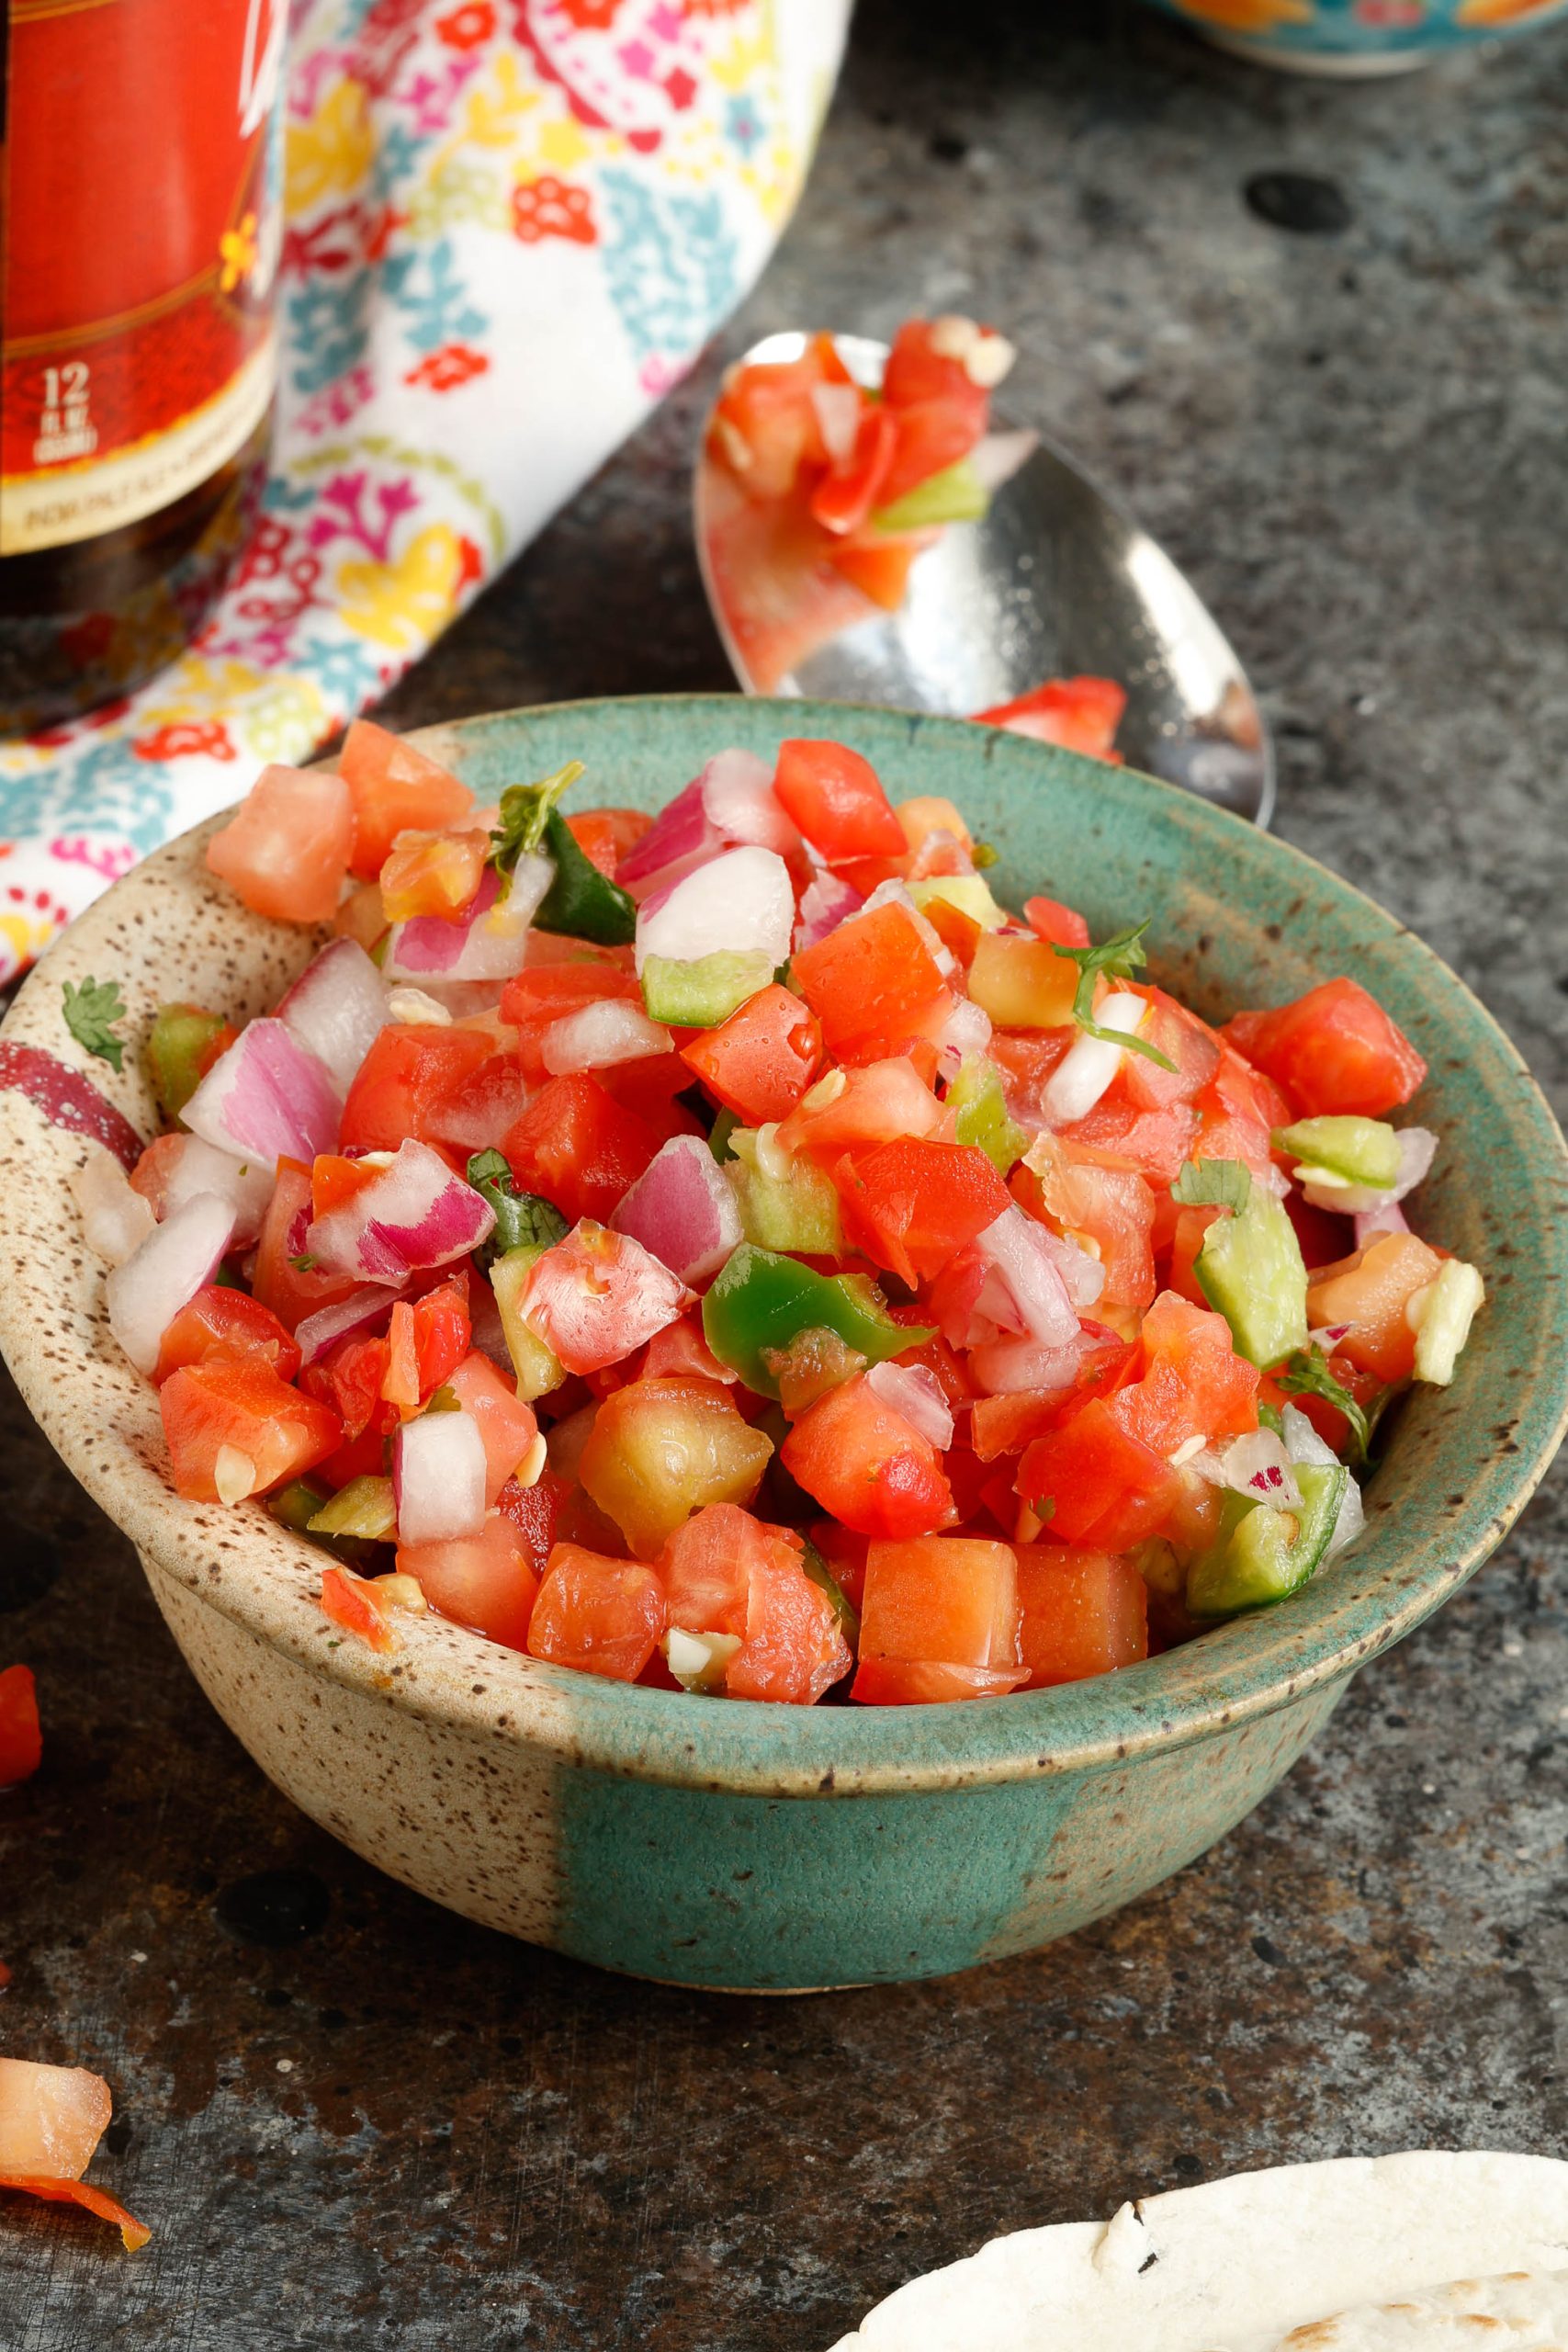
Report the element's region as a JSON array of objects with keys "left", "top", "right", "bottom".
[
  {"left": 286, "top": 79, "right": 375, "bottom": 216},
  {"left": 463, "top": 51, "right": 539, "bottom": 148},
  {"left": 220, "top": 211, "right": 259, "bottom": 293},
  {"left": 1172, "top": 0, "right": 1313, "bottom": 25},
  {"left": 337, "top": 524, "right": 470, "bottom": 652},
  {"left": 536, "top": 117, "right": 597, "bottom": 172}
]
